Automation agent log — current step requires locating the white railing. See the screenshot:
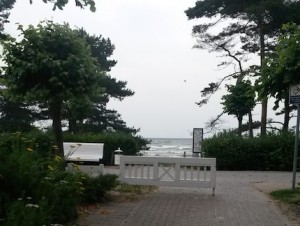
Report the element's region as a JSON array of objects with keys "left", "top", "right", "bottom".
[{"left": 120, "top": 156, "right": 216, "bottom": 196}]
